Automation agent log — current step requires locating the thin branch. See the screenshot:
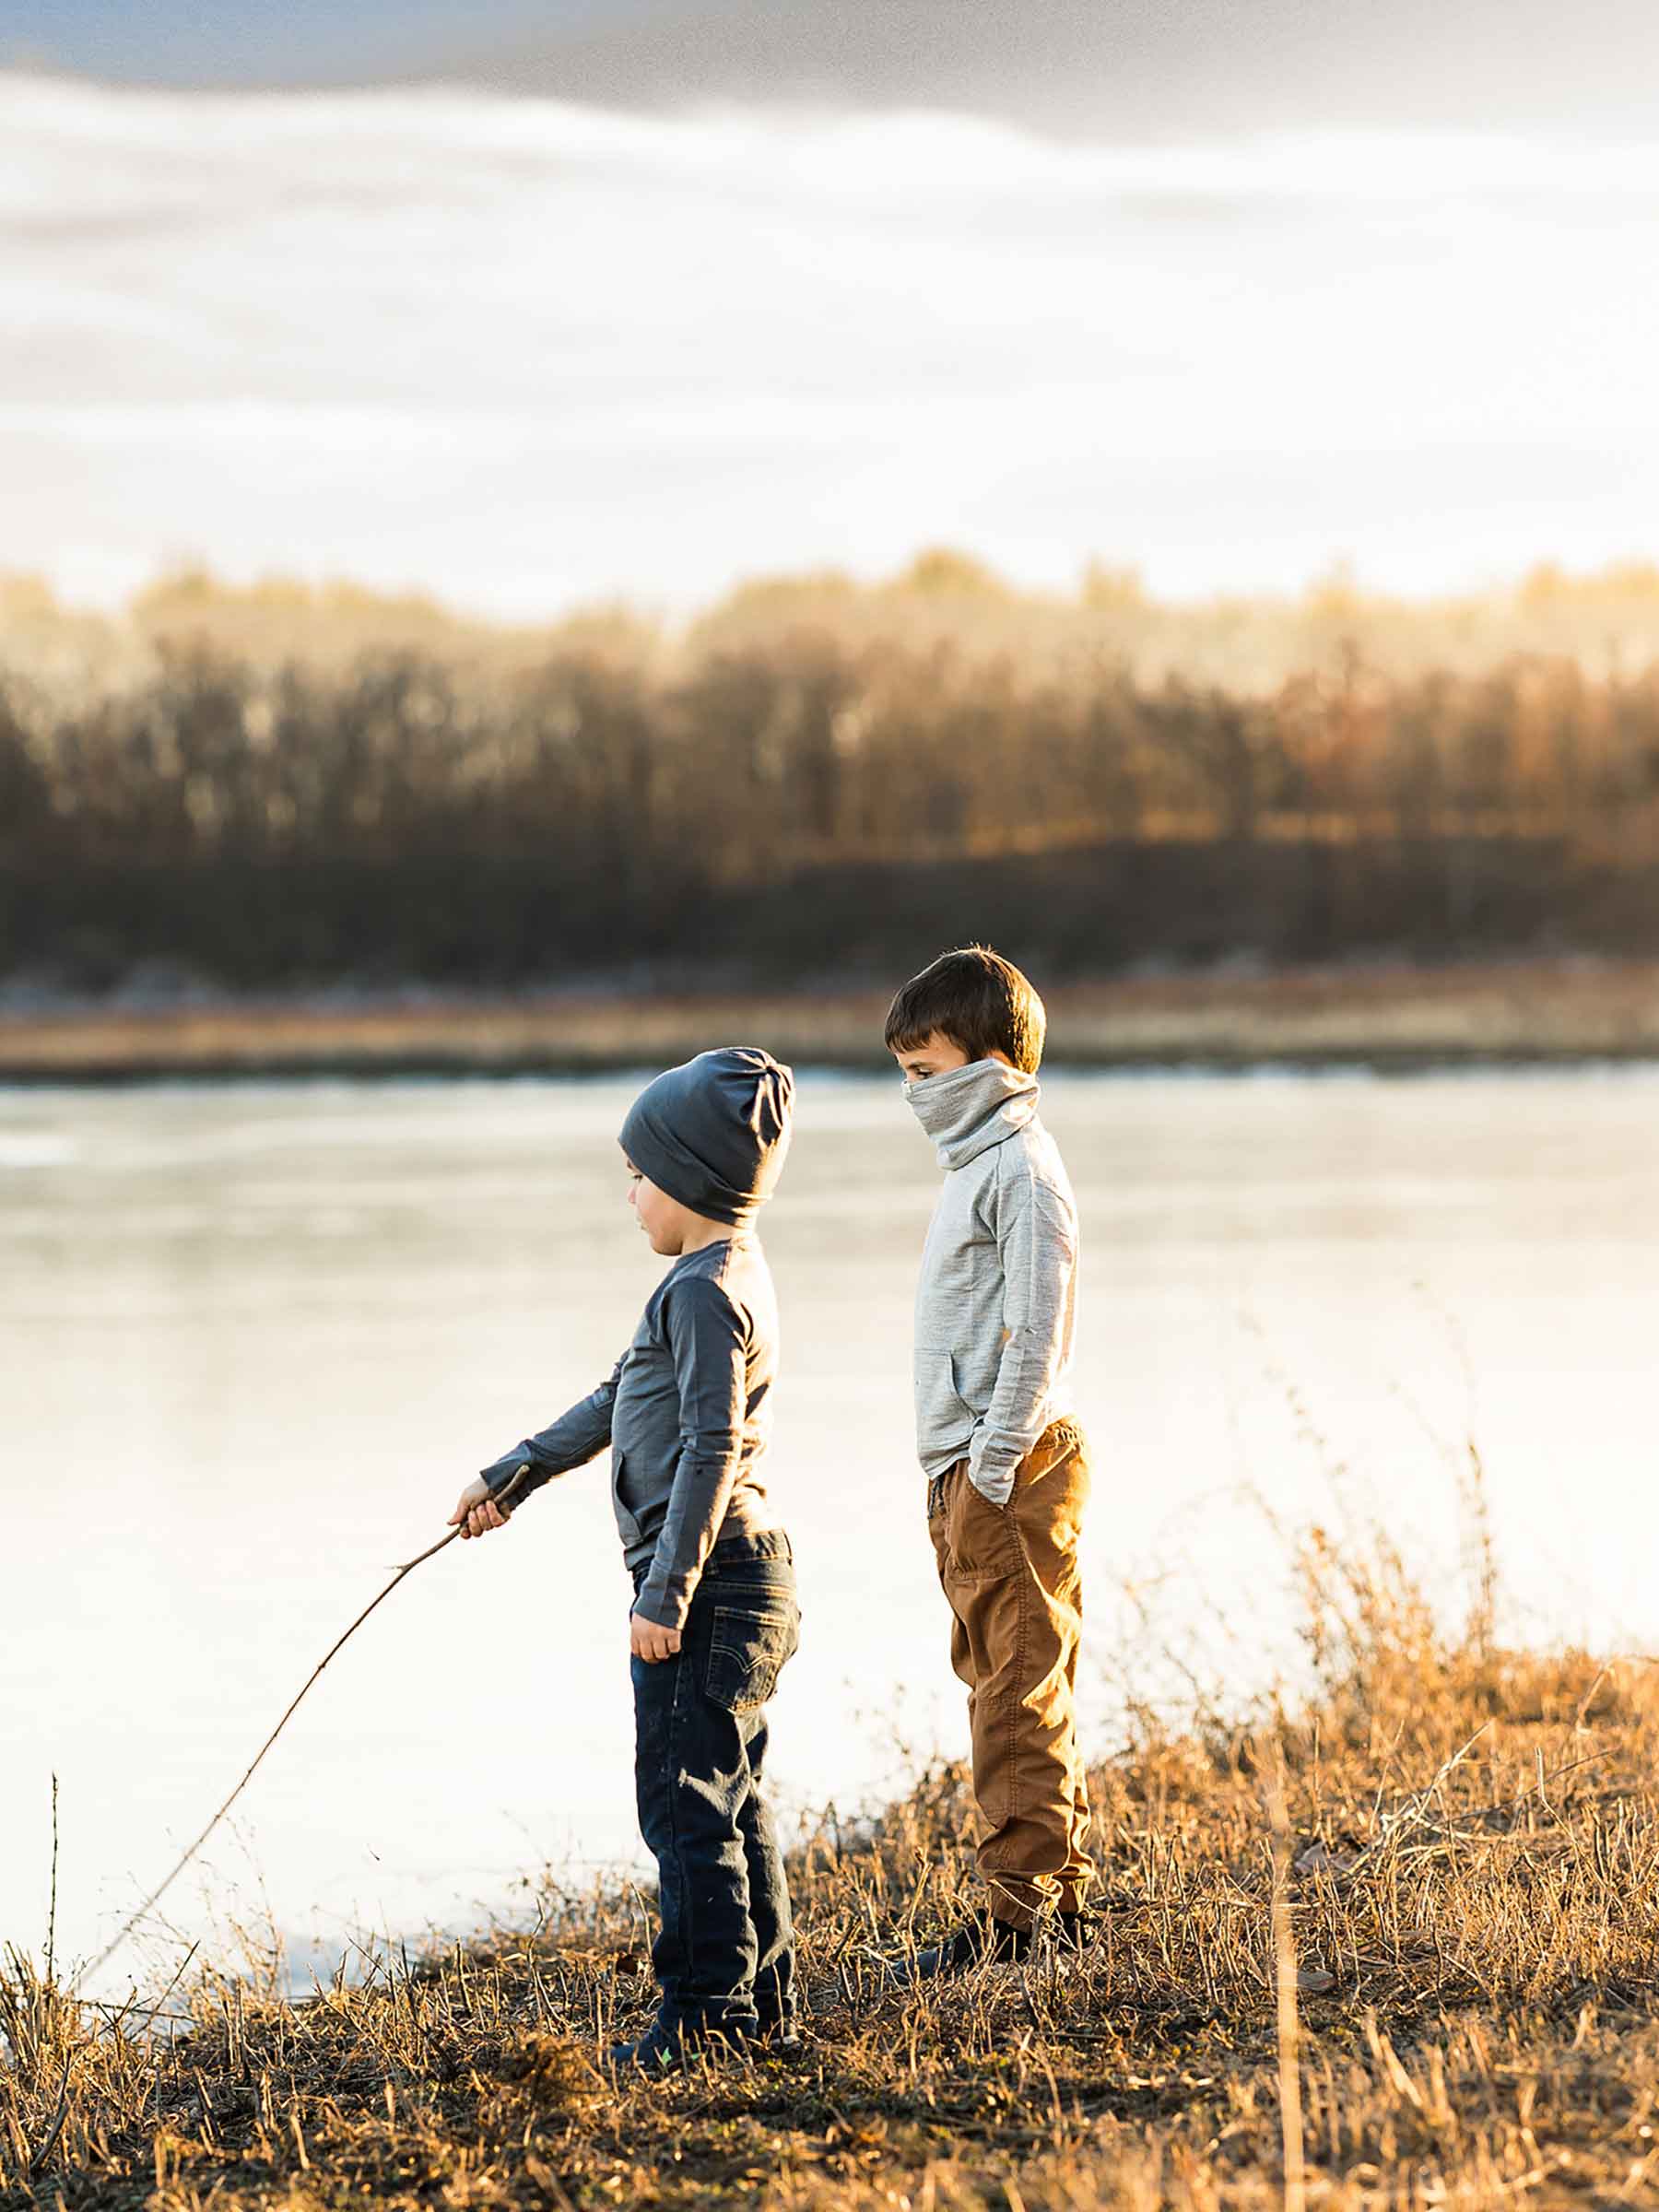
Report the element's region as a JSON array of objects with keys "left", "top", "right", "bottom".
[
  {"left": 74, "top": 1468, "right": 531, "bottom": 1995},
  {"left": 45, "top": 1772, "right": 59, "bottom": 1991},
  {"left": 1262, "top": 1737, "right": 1306, "bottom": 2212}
]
